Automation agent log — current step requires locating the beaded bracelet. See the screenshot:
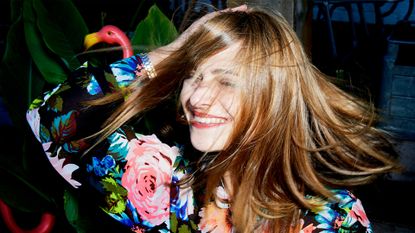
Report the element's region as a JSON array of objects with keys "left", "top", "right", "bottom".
[{"left": 138, "top": 53, "right": 157, "bottom": 79}]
